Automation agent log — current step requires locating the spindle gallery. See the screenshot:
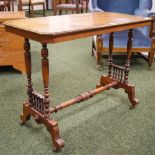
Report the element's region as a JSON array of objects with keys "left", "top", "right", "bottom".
[{"left": 5, "top": 12, "right": 154, "bottom": 151}]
